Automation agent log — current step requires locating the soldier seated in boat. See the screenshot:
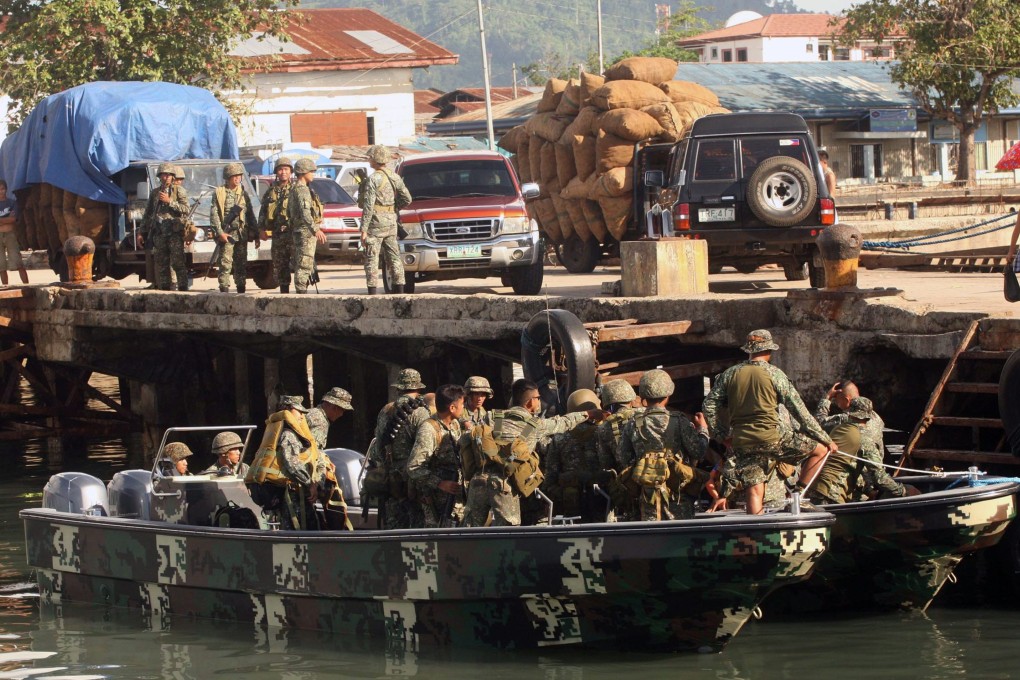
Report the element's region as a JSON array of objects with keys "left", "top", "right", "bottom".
[
  {"left": 157, "top": 442, "right": 194, "bottom": 477},
  {"left": 806, "top": 422, "right": 863, "bottom": 504},
  {"left": 818, "top": 396, "right": 909, "bottom": 500},
  {"left": 203, "top": 431, "right": 249, "bottom": 478},
  {"left": 814, "top": 380, "right": 859, "bottom": 422}
]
